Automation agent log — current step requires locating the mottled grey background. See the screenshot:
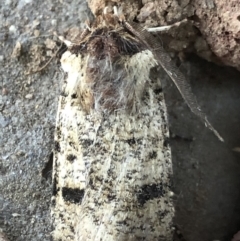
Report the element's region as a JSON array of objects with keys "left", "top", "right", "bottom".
[
  {"left": 0, "top": 1, "right": 240, "bottom": 241},
  {"left": 0, "top": 1, "right": 91, "bottom": 240}
]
